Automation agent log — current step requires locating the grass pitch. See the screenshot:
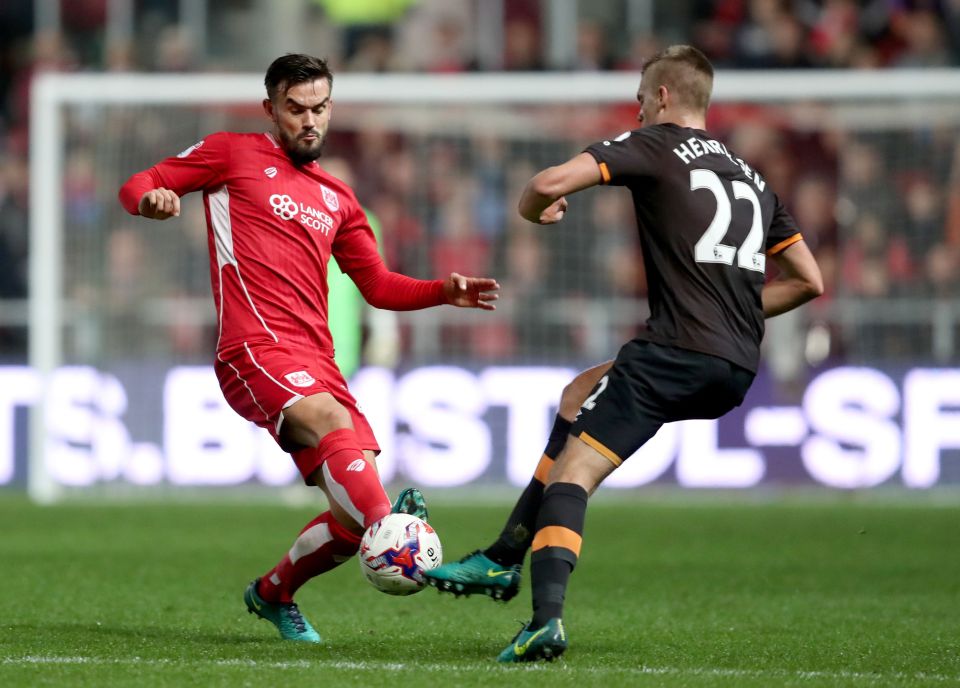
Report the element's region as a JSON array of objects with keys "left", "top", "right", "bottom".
[{"left": 1, "top": 492, "right": 958, "bottom": 687}]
